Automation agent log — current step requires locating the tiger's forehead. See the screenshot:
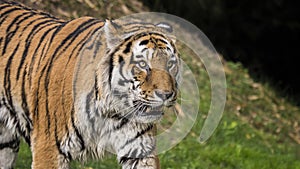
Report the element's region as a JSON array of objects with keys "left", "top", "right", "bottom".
[
  {"left": 114, "top": 32, "right": 177, "bottom": 63},
  {"left": 136, "top": 34, "right": 169, "bottom": 48},
  {"left": 131, "top": 33, "right": 175, "bottom": 55}
]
